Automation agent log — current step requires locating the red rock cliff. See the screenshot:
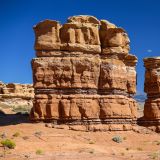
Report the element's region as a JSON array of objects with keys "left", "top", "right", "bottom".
[{"left": 30, "top": 15, "right": 138, "bottom": 131}]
